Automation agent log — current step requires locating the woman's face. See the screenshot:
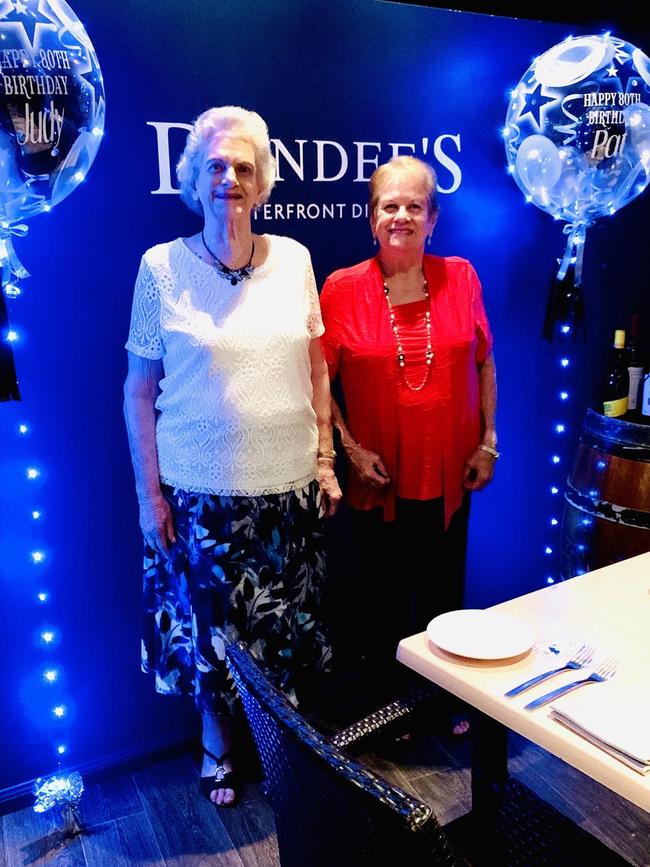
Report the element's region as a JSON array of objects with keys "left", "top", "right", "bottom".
[
  {"left": 371, "top": 169, "right": 437, "bottom": 253},
  {"left": 195, "top": 133, "right": 261, "bottom": 222}
]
